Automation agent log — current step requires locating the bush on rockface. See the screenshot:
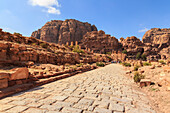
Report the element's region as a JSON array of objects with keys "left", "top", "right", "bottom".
[
  {"left": 134, "top": 65, "right": 140, "bottom": 71},
  {"left": 40, "top": 43, "right": 48, "bottom": 48},
  {"left": 122, "top": 50, "right": 127, "bottom": 54},
  {"left": 77, "top": 63, "right": 83, "bottom": 67},
  {"left": 159, "top": 60, "right": 166, "bottom": 64},
  {"left": 14, "top": 32, "right": 22, "bottom": 37},
  {"left": 136, "top": 52, "right": 141, "bottom": 60},
  {"left": 122, "top": 62, "right": 131, "bottom": 67},
  {"left": 73, "top": 48, "right": 84, "bottom": 53},
  {"left": 106, "top": 52, "right": 112, "bottom": 55},
  {"left": 133, "top": 72, "right": 145, "bottom": 83},
  {"left": 96, "top": 62, "right": 105, "bottom": 67},
  {"left": 143, "top": 62, "right": 152, "bottom": 66},
  {"left": 141, "top": 54, "right": 147, "bottom": 61}
]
